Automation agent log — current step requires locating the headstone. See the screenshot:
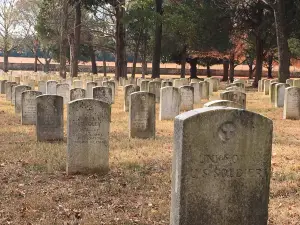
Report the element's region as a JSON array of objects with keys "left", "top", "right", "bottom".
[
  {"left": 190, "top": 82, "right": 201, "bottom": 104},
  {"left": 124, "top": 84, "right": 136, "bottom": 112},
  {"left": 170, "top": 107, "right": 273, "bottom": 225},
  {"left": 14, "top": 85, "right": 31, "bottom": 113},
  {"left": 95, "top": 78, "right": 103, "bottom": 86},
  {"left": 258, "top": 80, "right": 263, "bottom": 92},
  {"left": 211, "top": 78, "right": 219, "bottom": 92},
  {"left": 264, "top": 80, "right": 271, "bottom": 95},
  {"left": 11, "top": 85, "right": 17, "bottom": 105},
  {"left": 36, "top": 95, "right": 64, "bottom": 141},
  {"left": 293, "top": 79, "right": 300, "bottom": 88},
  {"left": 67, "top": 99, "right": 110, "bottom": 175},
  {"left": 275, "top": 83, "right": 289, "bottom": 108},
  {"left": 15, "top": 77, "right": 21, "bottom": 84},
  {"left": 160, "top": 87, "right": 180, "bottom": 120},
  {"left": 106, "top": 81, "right": 116, "bottom": 103},
  {"left": 233, "top": 82, "right": 245, "bottom": 89},
  {"left": 93, "top": 86, "right": 112, "bottom": 105},
  {"left": 38, "top": 81, "right": 46, "bottom": 94},
  {"left": 86, "top": 82, "right": 97, "bottom": 98},
  {"left": 57, "top": 84, "right": 70, "bottom": 104},
  {"left": 199, "top": 81, "right": 209, "bottom": 100},
  {"left": 0, "top": 80, "right": 7, "bottom": 94},
  {"left": 46, "top": 80, "right": 58, "bottom": 95},
  {"left": 129, "top": 92, "right": 155, "bottom": 139},
  {"left": 5, "top": 82, "right": 16, "bottom": 101},
  {"left": 140, "top": 80, "right": 150, "bottom": 92},
  {"left": 204, "top": 100, "right": 243, "bottom": 108},
  {"left": 180, "top": 78, "right": 189, "bottom": 85},
  {"left": 73, "top": 80, "right": 83, "bottom": 88},
  {"left": 70, "top": 88, "right": 86, "bottom": 101},
  {"left": 220, "top": 91, "right": 246, "bottom": 109},
  {"left": 269, "top": 82, "right": 278, "bottom": 104},
  {"left": 21, "top": 91, "right": 42, "bottom": 125},
  {"left": 179, "top": 86, "right": 194, "bottom": 111},
  {"left": 283, "top": 87, "right": 300, "bottom": 120},
  {"left": 174, "top": 79, "right": 185, "bottom": 88},
  {"left": 149, "top": 81, "right": 161, "bottom": 103},
  {"left": 161, "top": 81, "right": 172, "bottom": 88},
  {"left": 205, "top": 78, "right": 213, "bottom": 96},
  {"left": 226, "top": 86, "right": 244, "bottom": 92}
]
